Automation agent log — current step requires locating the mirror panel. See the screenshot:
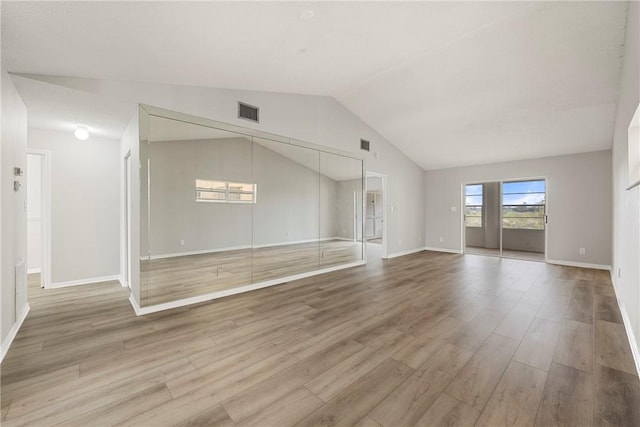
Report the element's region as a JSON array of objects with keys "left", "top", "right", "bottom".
[
  {"left": 139, "top": 109, "right": 150, "bottom": 301},
  {"left": 319, "top": 152, "right": 364, "bottom": 268},
  {"left": 141, "top": 115, "right": 253, "bottom": 306},
  {"left": 138, "top": 106, "right": 365, "bottom": 309},
  {"left": 252, "top": 137, "right": 320, "bottom": 282}
]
